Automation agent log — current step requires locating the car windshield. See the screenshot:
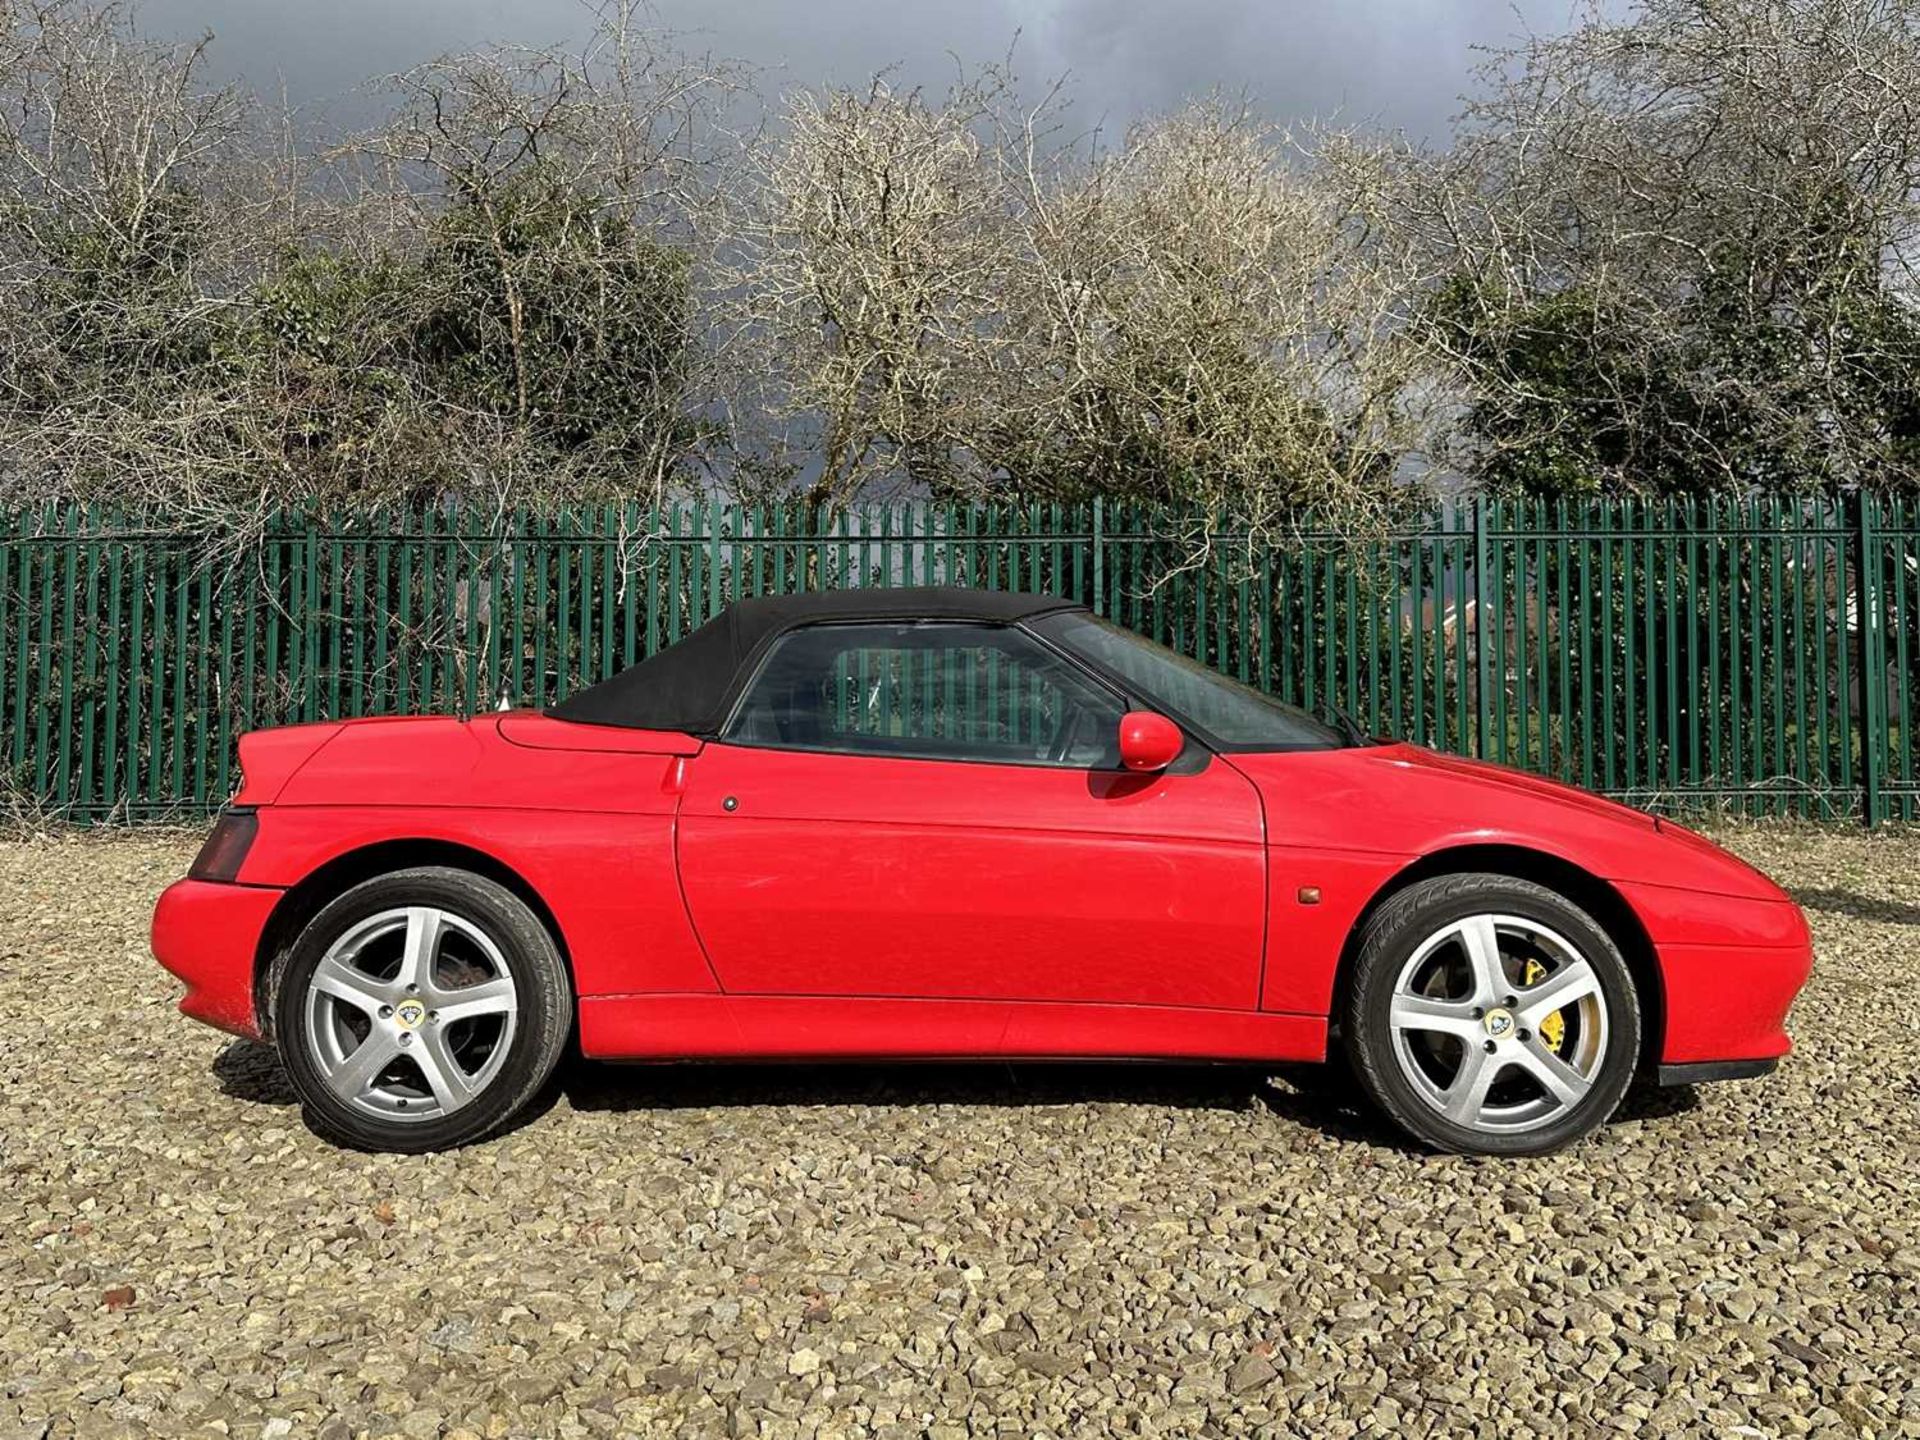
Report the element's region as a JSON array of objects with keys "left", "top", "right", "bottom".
[{"left": 1031, "top": 612, "right": 1348, "bottom": 751}]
